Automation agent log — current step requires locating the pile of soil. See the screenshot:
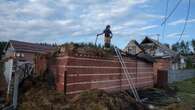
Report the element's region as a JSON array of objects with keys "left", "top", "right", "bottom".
[
  {"left": 69, "top": 90, "right": 145, "bottom": 110},
  {"left": 54, "top": 43, "right": 116, "bottom": 57},
  {"left": 18, "top": 82, "right": 68, "bottom": 110},
  {"left": 18, "top": 82, "right": 146, "bottom": 110},
  {"left": 18, "top": 78, "right": 192, "bottom": 110}
]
